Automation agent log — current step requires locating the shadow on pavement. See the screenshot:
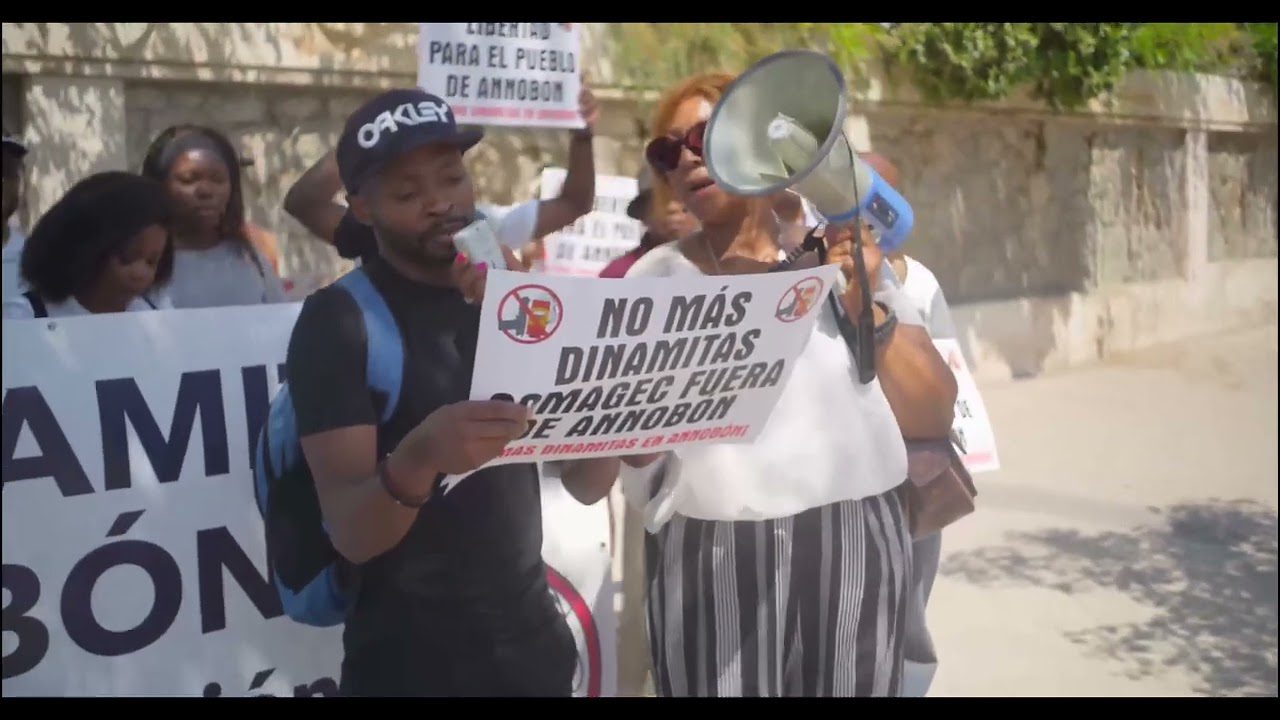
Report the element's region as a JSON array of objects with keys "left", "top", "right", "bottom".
[{"left": 941, "top": 499, "right": 1278, "bottom": 696}]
